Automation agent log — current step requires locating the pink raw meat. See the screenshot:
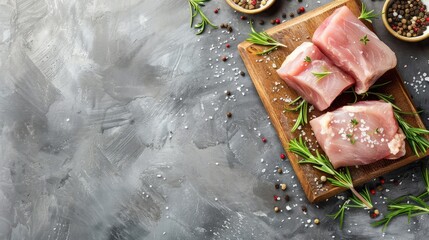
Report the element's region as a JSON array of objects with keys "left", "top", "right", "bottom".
[
  {"left": 313, "top": 6, "right": 397, "bottom": 94},
  {"left": 310, "top": 101, "right": 406, "bottom": 169},
  {"left": 276, "top": 42, "right": 354, "bottom": 111}
]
